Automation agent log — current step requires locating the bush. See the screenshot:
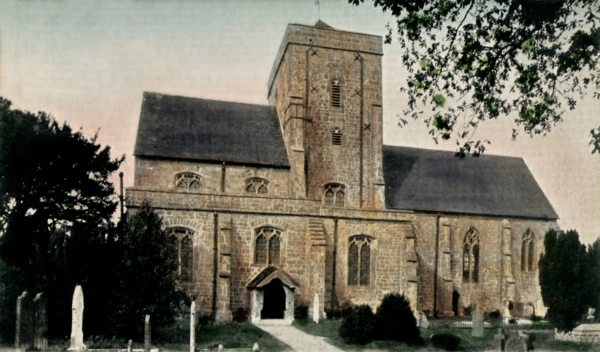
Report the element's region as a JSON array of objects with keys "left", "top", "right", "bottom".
[
  {"left": 339, "top": 304, "right": 375, "bottom": 345},
  {"left": 463, "top": 304, "right": 474, "bottom": 317},
  {"left": 325, "top": 300, "right": 353, "bottom": 320},
  {"left": 294, "top": 303, "right": 308, "bottom": 320},
  {"left": 233, "top": 308, "right": 248, "bottom": 323},
  {"left": 431, "top": 333, "right": 461, "bottom": 351},
  {"left": 487, "top": 309, "right": 502, "bottom": 320},
  {"left": 373, "top": 293, "right": 420, "bottom": 343}
]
